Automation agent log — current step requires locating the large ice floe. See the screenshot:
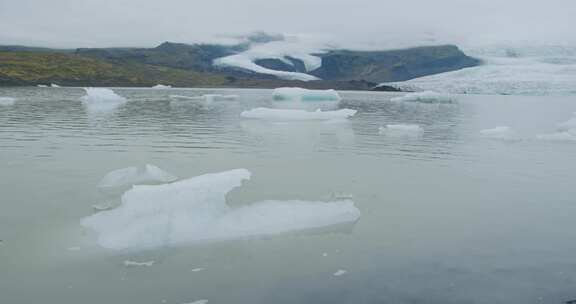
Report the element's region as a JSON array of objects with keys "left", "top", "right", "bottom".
[
  {"left": 390, "top": 91, "right": 456, "bottom": 104},
  {"left": 480, "top": 126, "right": 517, "bottom": 140},
  {"left": 384, "top": 43, "right": 576, "bottom": 96},
  {"left": 272, "top": 87, "right": 341, "bottom": 102},
  {"left": 0, "top": 97, "right": 16, "bottom": 106},
  {"left": 213, "top": 36, "right": 323, "bottom": 81},
  {"left": 81, "top": 88, "right": 127, "bottom": 111},
  {"left": 82, "top": 169, "right": 361, "bottom": 250},
  {"left": 241, "top": 108, "right": 356, "bottom": 121},
  {"left": 98, "top": 164, "right": 178, "bottom": 191}
]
